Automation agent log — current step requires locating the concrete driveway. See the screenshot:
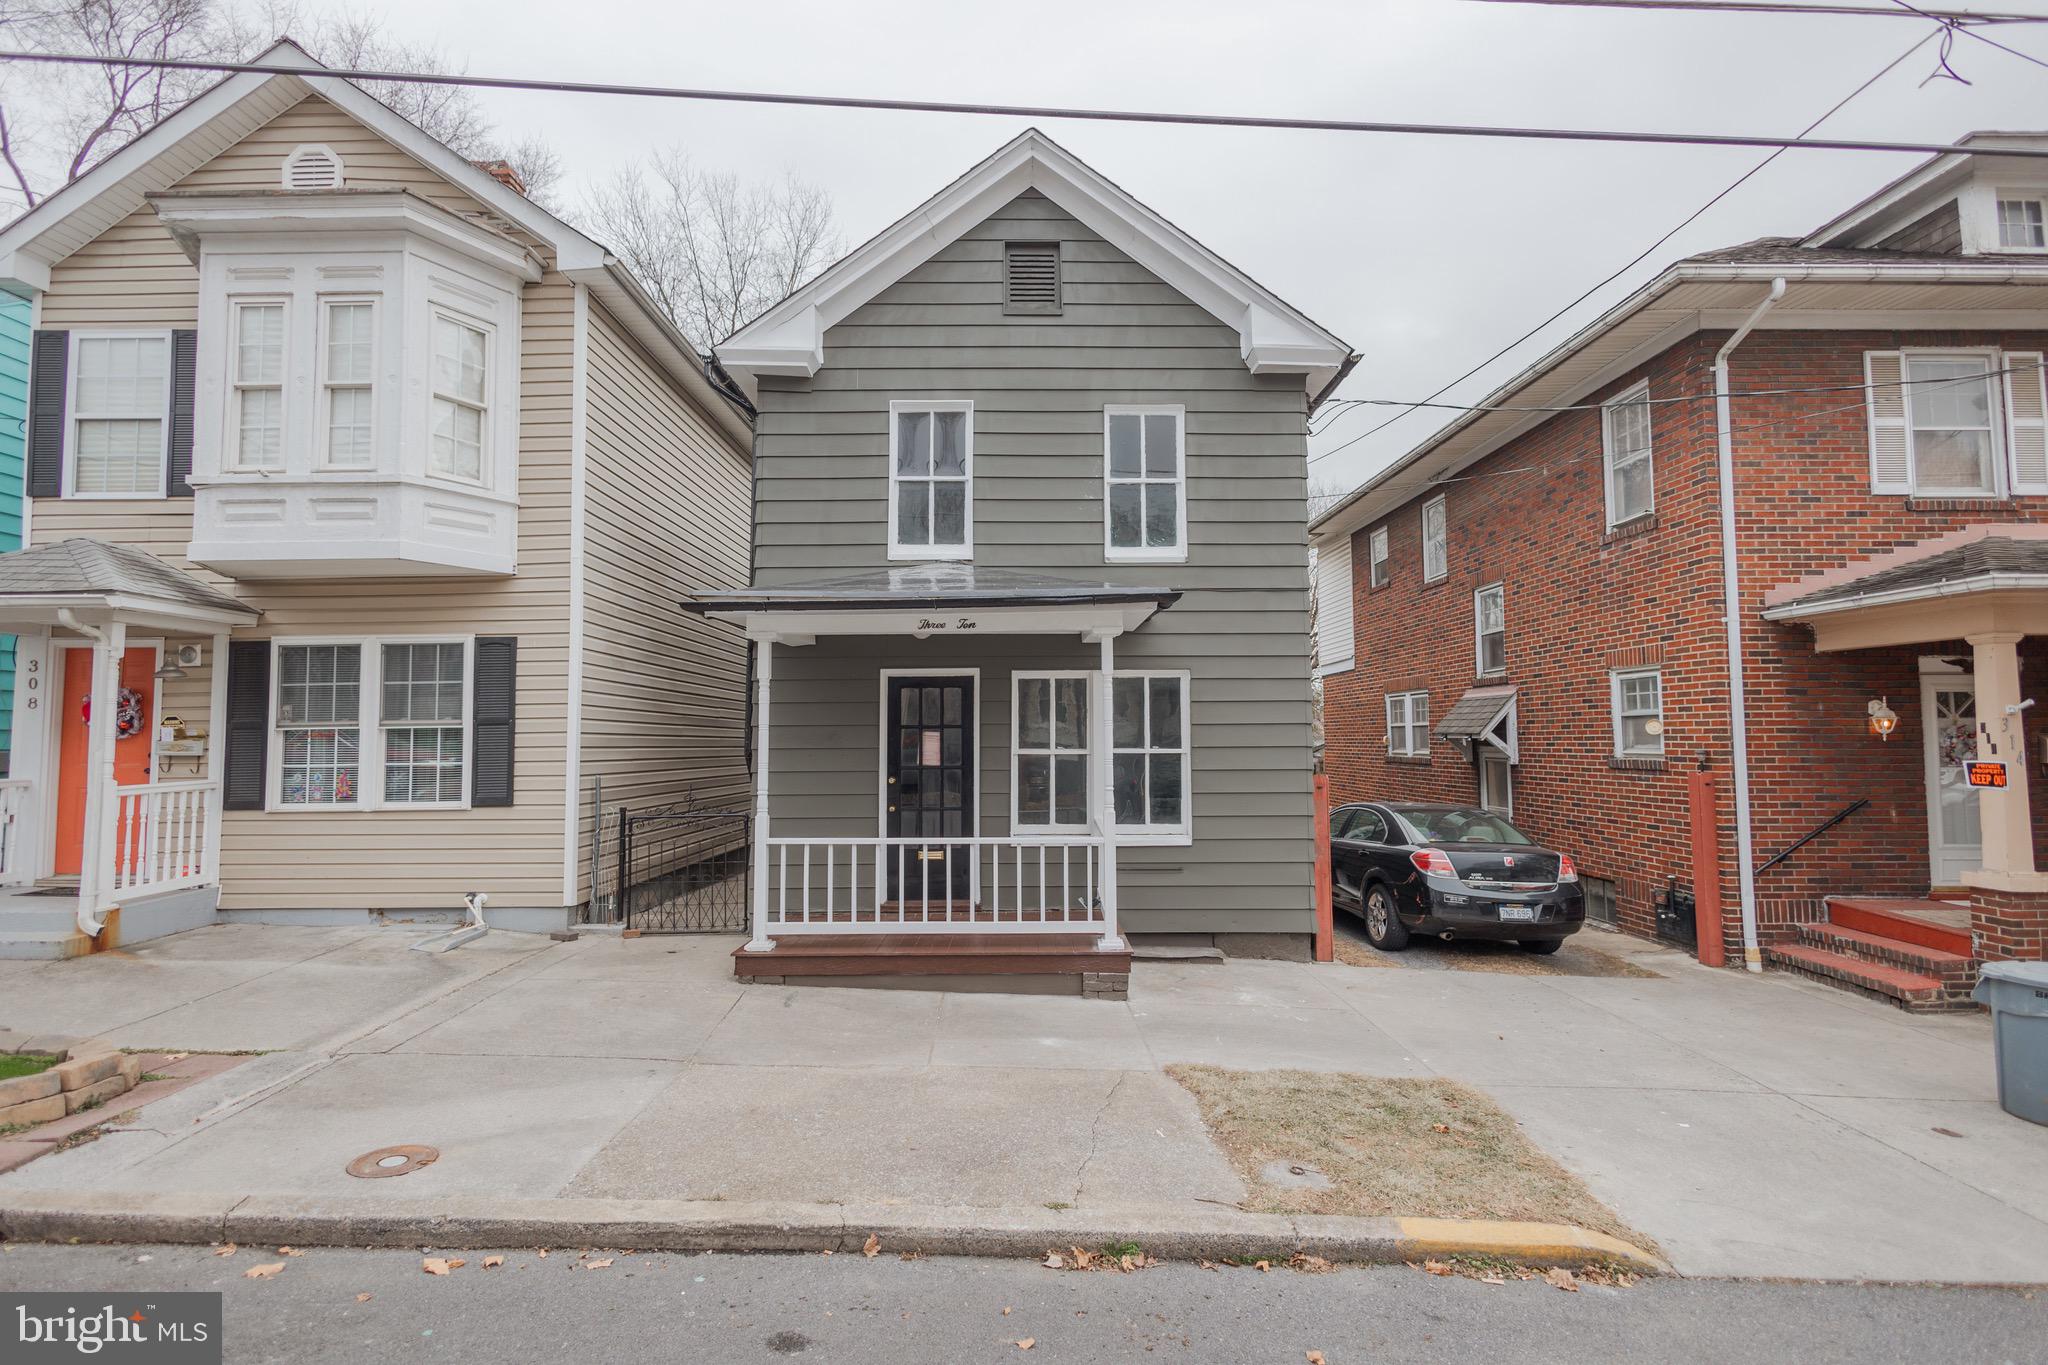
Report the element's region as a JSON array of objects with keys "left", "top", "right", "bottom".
[{"left": 3, "top": 921, "right": 2045, "bottom": 1283}]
